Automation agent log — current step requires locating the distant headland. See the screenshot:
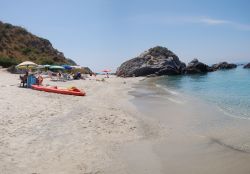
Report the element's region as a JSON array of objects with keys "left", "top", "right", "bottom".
[{"left": 0, "top": 21, "right": 76, "bottom": 68}]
